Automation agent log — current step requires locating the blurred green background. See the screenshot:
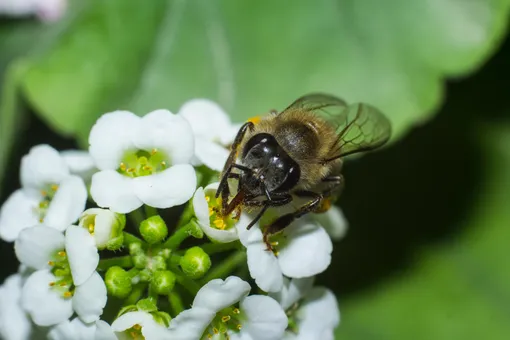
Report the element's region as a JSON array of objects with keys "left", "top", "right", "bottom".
[{"left": 1, "top": 1, "right": 510, "bottom": 339}]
